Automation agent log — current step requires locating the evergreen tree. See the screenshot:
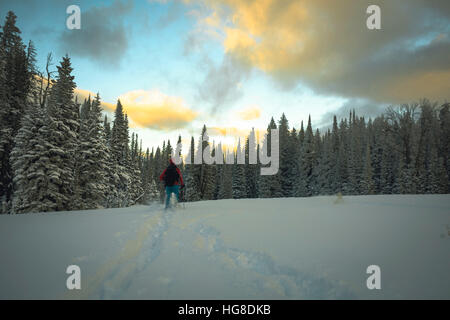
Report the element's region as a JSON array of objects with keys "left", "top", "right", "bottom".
[
  {"left": 214, "top": 145, "right": 224, "bottom": 200},
  {"left": 439, "top": 104, "right": 450, "bottom": 191},
  {"left": 362, "top": 143, "right": 375, "bottom": 194},
  {"left": 316, "top": 130, "right": 332, "bottom": 195},
  {"left": 232, "top": 140, "right": 246, "bottom": 199},
  {"left": 111, "top": 100, "right": 127, "bottom": 164},
  {"left": 110, "top": 100, "right": 131, "bottom": 206},
  {"left": 184, "top": 137, "right": 200, "bottom": 201},
  {"left": 80, "top": 95, "right": 91, "bottom": 121},
  {"left": 218, "top": 158, "right": 233, "bottom": 199},
  {"left": 302, "top": 115, "right": 315, "bottom": 196},
  {"left": 278, "top": 113, "right": 296, "bottom": 197},
  {"left": 127, "top": 132, "right": 144, "bottom": 204},
  {"left": 258, "top": 118, "right": 282, "bottom": 198},
  {"left": 414, "top": 101, "right": 439, "bottom": 194},
  {"left": 0, "top": 12, "right": 34, "bottom": 211},
  {"left": 10, "top": 102, "right": 48, "bottom": 213},
  {"left": 194, "top": 125, "right": 215, "bottom": 200},
  {"left": 104, "top": 149, "right": 121, "bottom": 208},
  {"left": 75, "top": 94, "right": 109, "bottom": 209},
  {"left": 329, "top": 115, "right": 340, "bottom": 194},
  {"left": 104, "top": 115, "right": 111, "bottom": 147},
  {"left": 244, "top": 129, "right": 258, "bottom": 198},
  {"left": 310, "top": 128, "right": 323, "bottom": 195},
  {"left": 43, "top": 55, "right": 80, "bottom": 211}
]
